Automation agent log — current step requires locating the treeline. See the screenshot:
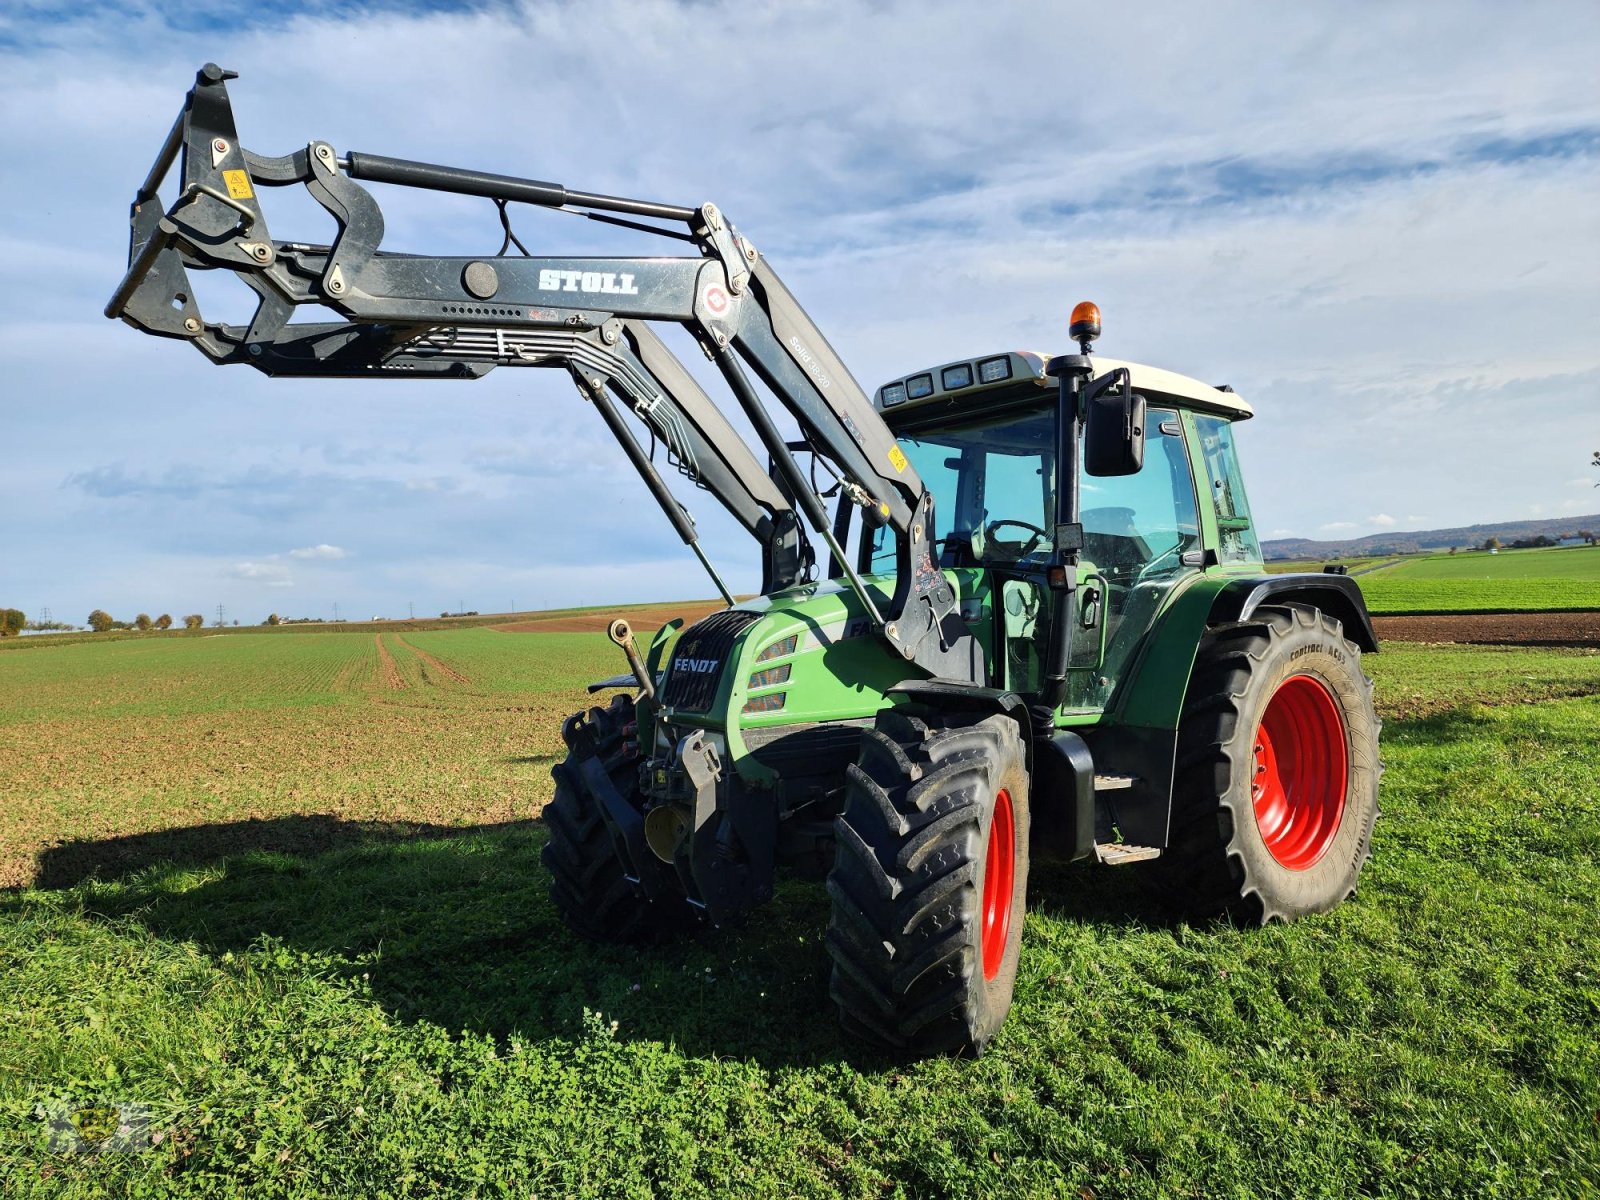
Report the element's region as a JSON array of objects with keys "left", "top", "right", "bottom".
[{"left": 83, "top": 611, "right": 206, "bottom": 633}]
